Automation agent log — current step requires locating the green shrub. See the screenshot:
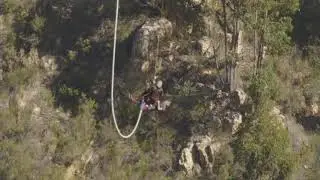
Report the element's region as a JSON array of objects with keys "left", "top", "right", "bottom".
[
  {"left": 5, "top": 67, "right": 36, "bottom": 87},
  {"left": 232, "top": 102, "right": 296, "bottom": 180},
  {"left": 76, "top": 37, "right": 92, "bottom": 54},
  {"left": 31, "top": 15, "right": 46, "bottom": 34},
  {"left": 58, "top": 84, "right": 81, "bottom": 97},
  {"left": 67, "top": 50, "right": 78, "bottom": 61},
  {"left": 213, "top": 145, "right": 235, "bottom": 180},
  {"left": 53, "top": 96, "right": 97, "bottom": 165},
  {"left": 247, "top": 60, "right": 280, "bottom": 104},
  {"left": 174, "top": 80, "right": 198, "bottom": 96}
]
